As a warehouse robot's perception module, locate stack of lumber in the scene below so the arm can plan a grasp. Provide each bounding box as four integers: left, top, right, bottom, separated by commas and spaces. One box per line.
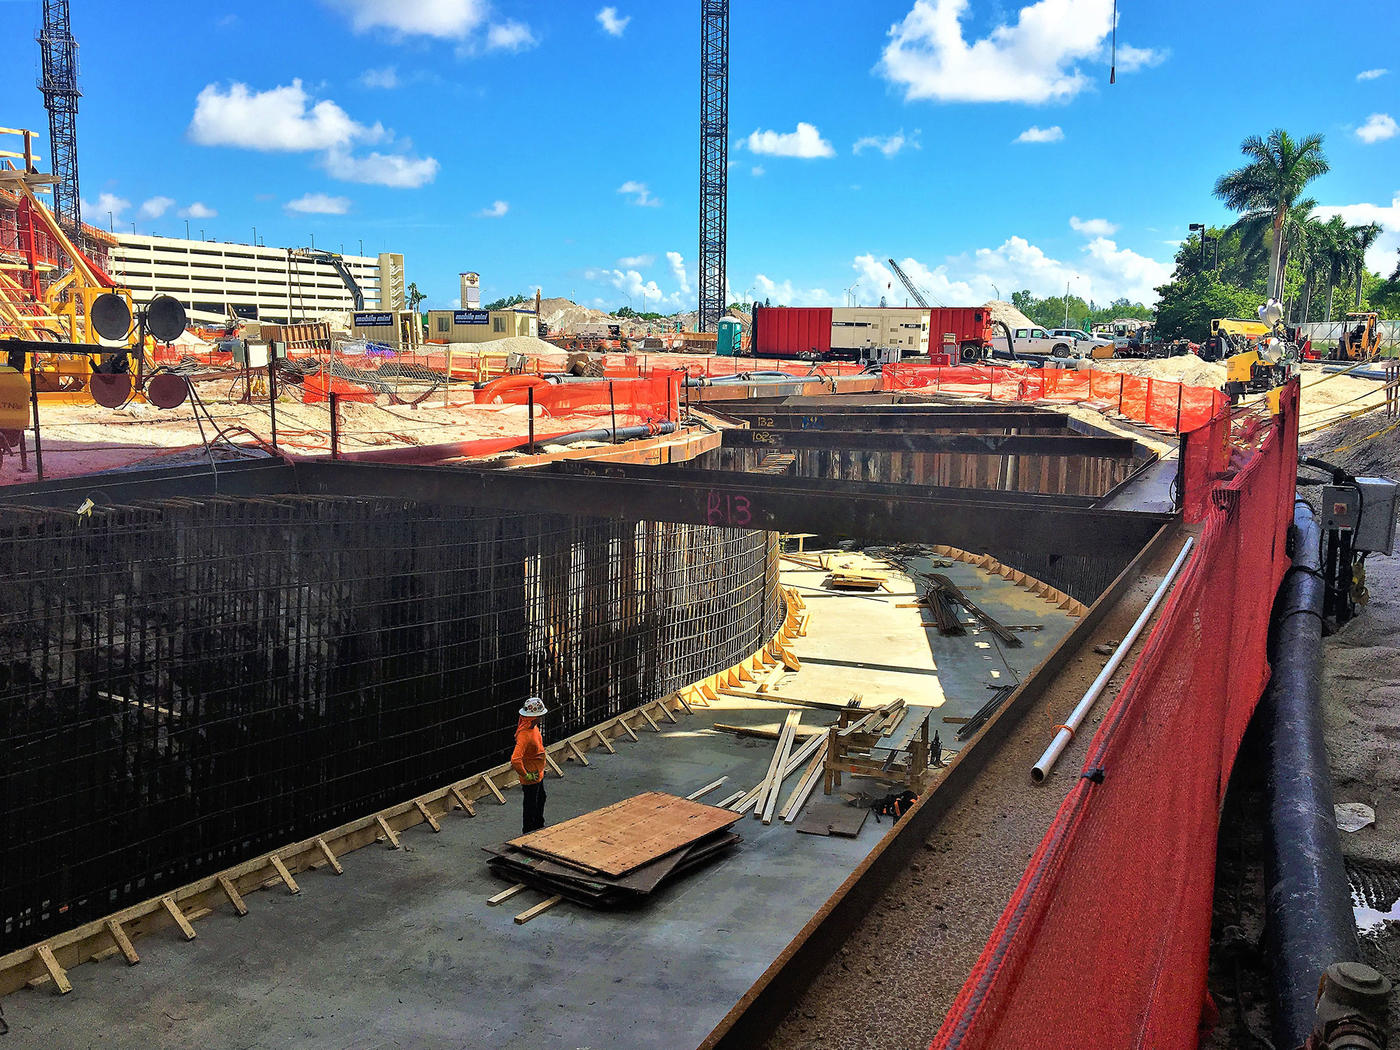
484, 792, 741, 909
822, 552, 890, 591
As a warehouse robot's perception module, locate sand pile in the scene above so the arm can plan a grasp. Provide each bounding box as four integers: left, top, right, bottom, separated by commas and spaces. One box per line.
982, 300, 1036, 330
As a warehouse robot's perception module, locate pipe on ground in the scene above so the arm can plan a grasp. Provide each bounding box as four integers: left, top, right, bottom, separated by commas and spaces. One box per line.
1264, 499, 1359, 1050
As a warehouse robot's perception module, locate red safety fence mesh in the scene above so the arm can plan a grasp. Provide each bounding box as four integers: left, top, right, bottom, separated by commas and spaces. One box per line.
883, 364, 1227, 435
932, 380, 1300, 1050
471, 371, 679, 425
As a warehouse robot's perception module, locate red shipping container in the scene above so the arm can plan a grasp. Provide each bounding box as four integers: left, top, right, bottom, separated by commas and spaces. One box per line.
752, 306, 833, 357
927, 306, 993, 359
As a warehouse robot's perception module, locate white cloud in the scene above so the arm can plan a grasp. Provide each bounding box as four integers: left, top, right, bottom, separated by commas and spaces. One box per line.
1315, 194, 1400, 274
853, 231, 1173, 308
751, 273, 835, 307
1356, 113, 1398, 144
743, 122, 835, 158
359, 66, 399, 89
1069, 215, 1117, 236
1015, 124, 1064, 143
179, 202, 217, 219
84, 192, 131, 223
330, 0, 488, 38
853, 129, 921, 157
618, 180, 660, 207
751, 165, 765, 176
189, 79, 376, 151
617, 253, 654, 267
1357, 68, 1389, 81
1115, 43, 1166, 73
322, 147, 439, 188
486, 20, 537, 52
878, 0, 1163, 105
138, 195, 175, 219
667, 250, 691, 295
285, 192, 351, 215
597, 6, 630, 36
609, 268, 665, 309
476, 199, 509, 218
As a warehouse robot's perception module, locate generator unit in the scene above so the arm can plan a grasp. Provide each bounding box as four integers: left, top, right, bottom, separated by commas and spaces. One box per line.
1315, 471, 1399, 621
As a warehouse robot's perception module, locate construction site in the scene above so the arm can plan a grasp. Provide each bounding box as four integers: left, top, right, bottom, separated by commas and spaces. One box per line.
2, 2, 1400, 1049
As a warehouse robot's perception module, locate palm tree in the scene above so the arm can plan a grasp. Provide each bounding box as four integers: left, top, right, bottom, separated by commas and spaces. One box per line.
1351, 222, 1382, 308
1320, 215, 1355, 322
1294, 216, 1330, 323
1214, 129, 1330, 300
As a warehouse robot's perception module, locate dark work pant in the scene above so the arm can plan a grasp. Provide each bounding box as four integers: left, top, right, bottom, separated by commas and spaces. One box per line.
522, 781, 546, 834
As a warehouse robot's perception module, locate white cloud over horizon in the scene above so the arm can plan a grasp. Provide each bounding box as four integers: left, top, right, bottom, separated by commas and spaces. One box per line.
139, 196, 175, 219
189, 78, 438, 188
1316, 194, 1400, 275
878, 0, 1164, 105
286, 192, 351, 215
667, 250, 690, 295
179, 202, 217, 219
853, 129, 921, 157
618, 180, 660, 206
1070, 215, 1117, 236
743, 122, 835, 159
596, 6, 630, 36
1356, 113, 1398, 144
617, 253, 654, 268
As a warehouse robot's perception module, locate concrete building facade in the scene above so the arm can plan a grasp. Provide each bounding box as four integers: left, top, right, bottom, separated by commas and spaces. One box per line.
107, 235, 398, 324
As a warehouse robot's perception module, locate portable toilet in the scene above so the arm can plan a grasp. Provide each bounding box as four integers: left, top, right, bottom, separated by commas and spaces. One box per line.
717, 317, 742, 357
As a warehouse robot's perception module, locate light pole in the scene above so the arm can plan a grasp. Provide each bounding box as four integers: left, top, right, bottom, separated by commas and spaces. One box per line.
359, 239, 364, 257
310, 233, 316, 250
1188, 223, 1206, 271
252, 226, 257, 247
184, 219, 190, 239
107, 211, 113, 232
844, 280, 859, 307
1062, 278, 1076, 328
130, 221, 136, 234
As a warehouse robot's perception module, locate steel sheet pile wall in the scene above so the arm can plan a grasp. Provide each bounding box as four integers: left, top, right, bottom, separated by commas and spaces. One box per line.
0, 496, 780, 952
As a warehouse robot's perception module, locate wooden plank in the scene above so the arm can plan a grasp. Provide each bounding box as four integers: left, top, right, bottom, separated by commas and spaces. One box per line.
218, 875, 249, 916
716, 790, 745, 807
415, 800, 442, 832
449, 786, 477, 817
161, 898, 197, 940
566, 739, 590, 767
685, 777, 728, 801
780, 743, 829, 823
104, 919, 139, 966
508, 792, 742, 877
760, 713, 801, 824
487, 883, 528, 907
376, 815, 401, 849
754, 711, 801, 821
479, 772, 507, 805
35, 945, 71, 994
314, 837, 344, 875
716, 688, 852, 712
514, 894, 564, 925
268, 855, 300, 894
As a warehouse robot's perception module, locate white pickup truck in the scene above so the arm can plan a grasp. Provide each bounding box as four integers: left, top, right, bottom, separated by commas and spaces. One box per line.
1050, 328, 1115, 358
1006, 326, 1076, 358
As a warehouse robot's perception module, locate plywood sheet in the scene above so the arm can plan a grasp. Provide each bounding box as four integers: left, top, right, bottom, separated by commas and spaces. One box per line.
508, 791, 742, 877
794, 801, 870, 838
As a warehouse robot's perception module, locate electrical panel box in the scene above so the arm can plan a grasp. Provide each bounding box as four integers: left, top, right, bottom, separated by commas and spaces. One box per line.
1321, 478, 1398, 555
1354, 476, 1398, 555
1322, 485, 1359, 532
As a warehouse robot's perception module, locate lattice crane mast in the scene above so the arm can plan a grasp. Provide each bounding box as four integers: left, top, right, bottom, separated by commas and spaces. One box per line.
887, 258, 931, 309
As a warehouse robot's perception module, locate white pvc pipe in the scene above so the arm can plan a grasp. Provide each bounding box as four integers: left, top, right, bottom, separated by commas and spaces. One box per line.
1031, 536, 1196, 783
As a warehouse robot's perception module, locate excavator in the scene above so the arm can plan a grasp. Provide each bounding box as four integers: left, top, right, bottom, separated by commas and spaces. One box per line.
289, 248, 364, 310
1331, 312, 1382, 362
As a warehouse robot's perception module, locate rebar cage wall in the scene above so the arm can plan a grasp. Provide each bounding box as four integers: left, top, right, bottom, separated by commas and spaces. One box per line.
0, 496, 782, 951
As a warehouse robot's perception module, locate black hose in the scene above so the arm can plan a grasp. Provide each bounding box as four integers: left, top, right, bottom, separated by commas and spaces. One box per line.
1262, 500, 1358, 1049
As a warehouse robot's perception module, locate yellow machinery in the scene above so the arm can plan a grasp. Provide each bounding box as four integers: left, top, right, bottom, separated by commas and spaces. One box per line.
1332, 312, 1381, 362
0, 125, 141, 399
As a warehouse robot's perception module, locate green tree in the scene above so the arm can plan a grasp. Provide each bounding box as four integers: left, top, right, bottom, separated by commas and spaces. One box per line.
1351, 222, 1383, 309
405, 281, 426, 313
484, 293, 529, 310
1154, 272, 1261, 341
1214, 128, 1329, 300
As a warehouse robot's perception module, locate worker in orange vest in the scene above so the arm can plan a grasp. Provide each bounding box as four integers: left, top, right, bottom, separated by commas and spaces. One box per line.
512, 696, 549, 833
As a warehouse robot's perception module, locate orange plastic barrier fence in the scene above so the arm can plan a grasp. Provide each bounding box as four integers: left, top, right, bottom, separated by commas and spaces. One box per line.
302, 373, 376, 404
883, 364, 1227, 435
932, 381, 1300, 1050
472, 372, 679, 424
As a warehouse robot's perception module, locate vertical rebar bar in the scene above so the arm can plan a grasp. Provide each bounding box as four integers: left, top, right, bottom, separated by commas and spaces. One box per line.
609, 381, 617, 441
527, 386, 535, 452
28, 359, 43, 480
268, 353, 279, 453
329, 391, 340, 459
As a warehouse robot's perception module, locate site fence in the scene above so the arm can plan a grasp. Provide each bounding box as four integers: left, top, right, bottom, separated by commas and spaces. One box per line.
0, 497, 782, 952
883, 363, 1227, 434
933, 380, 1300, 1049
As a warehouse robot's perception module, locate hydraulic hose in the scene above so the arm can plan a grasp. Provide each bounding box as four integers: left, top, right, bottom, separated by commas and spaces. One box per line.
1263, 499, 1358, 1050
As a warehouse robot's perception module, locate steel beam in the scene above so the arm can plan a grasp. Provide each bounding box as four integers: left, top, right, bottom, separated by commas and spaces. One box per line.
706, 409, 1072, 431
0, 458, 294, 507
295, 461, 1169, 557
720, 428, 1136, 457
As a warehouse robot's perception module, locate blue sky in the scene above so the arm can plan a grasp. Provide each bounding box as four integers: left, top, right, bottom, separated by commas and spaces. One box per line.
2, 0, 1398, 312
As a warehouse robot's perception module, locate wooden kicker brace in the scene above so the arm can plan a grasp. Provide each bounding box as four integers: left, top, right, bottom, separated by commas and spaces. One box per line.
449, 785, 477, 817
592, 727, 616, 754
566, 739, 590, 767
514, 894, 563, 925
544, 749, 566, 777
105, 919, 139, 966
218, 875, 249, 916
653, 698, 679, 724
34, 944, 71, 994
314, 836, 345, 874
375, 815, 402, 849
414, 800, 442, 833
160, 897, 197, 940
267, 854, 300, 894
615, 714, 640, 741
479, 772, 507, 805
638, 707, 661, 732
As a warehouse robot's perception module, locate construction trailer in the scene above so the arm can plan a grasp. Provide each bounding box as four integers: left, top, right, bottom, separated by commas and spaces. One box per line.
424, 308, 539, 344
752, 305, 992, 361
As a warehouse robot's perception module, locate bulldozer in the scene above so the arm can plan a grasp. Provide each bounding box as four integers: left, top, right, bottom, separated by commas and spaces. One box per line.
1331, 312, 1382, 362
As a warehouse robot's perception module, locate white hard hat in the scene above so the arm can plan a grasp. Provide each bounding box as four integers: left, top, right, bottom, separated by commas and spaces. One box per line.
519, 696, 547, 718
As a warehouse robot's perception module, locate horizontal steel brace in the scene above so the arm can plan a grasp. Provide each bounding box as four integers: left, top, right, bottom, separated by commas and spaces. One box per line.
720, 429, 1136, 457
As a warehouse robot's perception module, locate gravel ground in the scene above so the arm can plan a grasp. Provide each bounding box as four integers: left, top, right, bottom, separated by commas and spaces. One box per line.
764, 533, 1189, 1050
